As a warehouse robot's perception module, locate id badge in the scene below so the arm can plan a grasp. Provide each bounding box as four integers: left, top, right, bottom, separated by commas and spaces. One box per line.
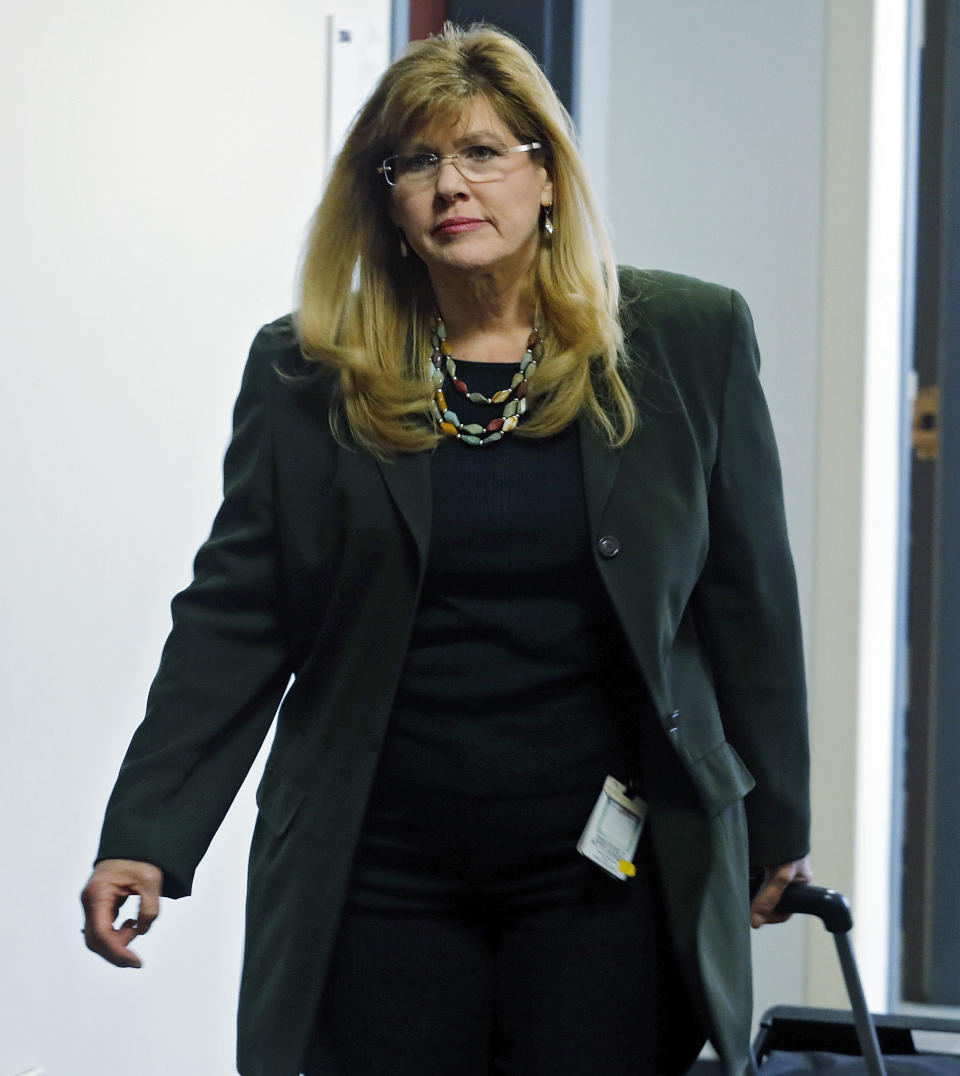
577, 775, 647, 881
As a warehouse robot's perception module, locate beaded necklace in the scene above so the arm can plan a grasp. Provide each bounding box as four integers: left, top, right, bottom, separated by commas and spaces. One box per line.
428, 311, 540, 446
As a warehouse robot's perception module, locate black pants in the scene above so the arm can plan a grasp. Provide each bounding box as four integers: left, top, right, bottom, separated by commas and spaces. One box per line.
305, 780, 706, 1076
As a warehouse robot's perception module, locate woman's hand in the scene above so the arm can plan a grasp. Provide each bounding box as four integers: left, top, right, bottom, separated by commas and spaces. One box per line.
749, 855, 813, 928
80, 858, 163, 967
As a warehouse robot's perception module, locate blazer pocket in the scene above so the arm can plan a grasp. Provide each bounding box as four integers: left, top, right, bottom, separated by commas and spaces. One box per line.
687, 740, 756, 816
255, 760, 306, 837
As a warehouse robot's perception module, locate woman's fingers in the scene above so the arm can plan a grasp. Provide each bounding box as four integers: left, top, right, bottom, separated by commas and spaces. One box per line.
81, 890, 142, 967
749, 855, 812, 929
80, 859, 163, 967
134, 881, 160, 934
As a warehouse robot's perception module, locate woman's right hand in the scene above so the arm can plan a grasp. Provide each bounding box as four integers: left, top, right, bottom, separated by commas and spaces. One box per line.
80, 858, 163, 968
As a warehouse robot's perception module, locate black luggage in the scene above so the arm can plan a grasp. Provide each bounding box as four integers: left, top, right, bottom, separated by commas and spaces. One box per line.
748, 884, 960, 1074
754, 1006, 960, 1073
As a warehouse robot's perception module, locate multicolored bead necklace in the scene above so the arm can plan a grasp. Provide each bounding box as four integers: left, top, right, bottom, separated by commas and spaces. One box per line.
428, 311, 540, 446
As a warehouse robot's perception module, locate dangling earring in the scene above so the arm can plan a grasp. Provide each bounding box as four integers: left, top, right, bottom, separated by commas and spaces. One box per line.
398, 229, 408, 258
542, 203, 554, 238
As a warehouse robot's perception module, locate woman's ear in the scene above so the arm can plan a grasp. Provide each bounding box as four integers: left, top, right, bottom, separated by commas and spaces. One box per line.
540, 161, 554, 207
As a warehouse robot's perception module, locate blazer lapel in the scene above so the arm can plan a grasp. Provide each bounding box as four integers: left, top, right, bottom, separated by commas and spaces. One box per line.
578, 316, 648, 532
579, 418, 622, 541
579, 412, 670, 717
375, 451, 433, 579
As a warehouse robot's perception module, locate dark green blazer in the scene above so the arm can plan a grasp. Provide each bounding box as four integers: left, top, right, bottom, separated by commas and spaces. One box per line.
97, 267, 810, 1076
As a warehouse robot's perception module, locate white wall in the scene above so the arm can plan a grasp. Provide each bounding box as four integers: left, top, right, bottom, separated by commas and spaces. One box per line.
599, 0, 827, 1018
0, 2, 386, 1074
589, 0, 912, 1024
592, 0, 911, 1022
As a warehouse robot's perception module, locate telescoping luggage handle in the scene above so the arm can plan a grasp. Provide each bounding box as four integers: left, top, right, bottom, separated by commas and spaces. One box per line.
774, 883, 888, 1076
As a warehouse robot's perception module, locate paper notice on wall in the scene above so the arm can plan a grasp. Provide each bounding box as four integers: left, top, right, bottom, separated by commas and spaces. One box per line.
327, 15, 390, 163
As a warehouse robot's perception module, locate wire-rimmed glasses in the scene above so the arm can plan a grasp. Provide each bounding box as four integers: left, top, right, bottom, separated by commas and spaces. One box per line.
378, 142, 543, 190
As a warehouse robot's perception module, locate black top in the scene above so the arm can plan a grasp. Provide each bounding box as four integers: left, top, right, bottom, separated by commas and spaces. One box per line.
377, 359, 644, 797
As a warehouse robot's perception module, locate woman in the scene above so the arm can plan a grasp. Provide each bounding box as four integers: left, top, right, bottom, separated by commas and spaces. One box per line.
81, 23, 811, 1076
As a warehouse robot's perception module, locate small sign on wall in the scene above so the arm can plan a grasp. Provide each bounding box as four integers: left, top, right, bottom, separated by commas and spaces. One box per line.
327, 15, 390, 162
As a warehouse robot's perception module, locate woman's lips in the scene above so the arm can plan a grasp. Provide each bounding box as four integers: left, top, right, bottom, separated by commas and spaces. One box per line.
433, 217, 486, 235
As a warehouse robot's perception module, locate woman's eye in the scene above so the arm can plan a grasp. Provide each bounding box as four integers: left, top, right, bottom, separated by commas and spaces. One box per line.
403, 153, 436, 173
463, 145, 501, 163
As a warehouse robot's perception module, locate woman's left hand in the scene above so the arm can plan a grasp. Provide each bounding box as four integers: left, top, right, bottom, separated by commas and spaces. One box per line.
749, 855, 813, 928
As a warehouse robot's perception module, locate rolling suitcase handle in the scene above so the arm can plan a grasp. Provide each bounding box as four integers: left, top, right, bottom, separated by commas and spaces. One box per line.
774, 883, 887, 1076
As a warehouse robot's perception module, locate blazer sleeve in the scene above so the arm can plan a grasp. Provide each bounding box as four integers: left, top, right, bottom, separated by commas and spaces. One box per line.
96, 324, 294, 898
692, 289, 811, 869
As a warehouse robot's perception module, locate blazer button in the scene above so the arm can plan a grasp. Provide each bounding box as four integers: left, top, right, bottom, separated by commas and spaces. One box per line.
667, 709, 680, 733
597, 534, 621, 558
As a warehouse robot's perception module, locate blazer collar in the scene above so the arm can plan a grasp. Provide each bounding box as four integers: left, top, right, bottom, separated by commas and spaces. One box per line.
375, 450, 432, 579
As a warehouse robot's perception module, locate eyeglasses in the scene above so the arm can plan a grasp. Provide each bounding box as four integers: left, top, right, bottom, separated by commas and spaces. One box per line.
378, 142, 542, 189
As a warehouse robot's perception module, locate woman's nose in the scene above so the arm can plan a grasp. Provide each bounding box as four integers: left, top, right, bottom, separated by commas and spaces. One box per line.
434, 157, 469, 197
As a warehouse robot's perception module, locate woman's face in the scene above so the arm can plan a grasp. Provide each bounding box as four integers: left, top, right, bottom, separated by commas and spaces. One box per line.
387, 98, 553, 289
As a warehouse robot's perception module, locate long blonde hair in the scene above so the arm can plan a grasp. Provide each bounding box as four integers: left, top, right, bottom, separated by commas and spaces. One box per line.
296, 22, 636, 457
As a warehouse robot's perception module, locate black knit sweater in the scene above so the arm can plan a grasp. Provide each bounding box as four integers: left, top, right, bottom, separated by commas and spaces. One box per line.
377, 360, 644, 798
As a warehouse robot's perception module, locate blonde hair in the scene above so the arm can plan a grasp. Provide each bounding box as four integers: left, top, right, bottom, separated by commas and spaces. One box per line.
296, 22, 636, 456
